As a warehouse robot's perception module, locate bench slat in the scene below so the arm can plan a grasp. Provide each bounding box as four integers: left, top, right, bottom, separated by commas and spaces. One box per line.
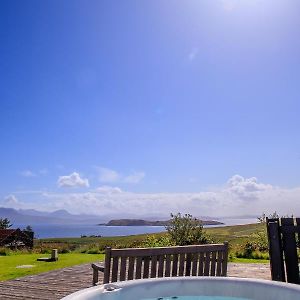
179, 253, 185, 276
119, 257, 127, 281
151, 255, 157, 278
143, 257, 150, 278
111, 257, 119, 282
198, 252, 204, 276
216, 251, 222, 276
185, 253, 192, 276
165, 255, 171, 277
210, 251, 216, 276
191, 253, 198, 276
110, 244, 226, 257
158, 255, 164, 277
127, 257, 135, 280
135, 256, 142, 279
204, 252, 211, 276
172, 254, 178, 276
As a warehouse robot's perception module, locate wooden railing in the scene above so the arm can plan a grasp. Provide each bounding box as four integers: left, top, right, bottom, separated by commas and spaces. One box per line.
267, 217, 300, 284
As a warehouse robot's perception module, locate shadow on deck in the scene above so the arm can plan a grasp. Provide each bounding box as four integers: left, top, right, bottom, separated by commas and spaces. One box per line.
0, 262, 270, 300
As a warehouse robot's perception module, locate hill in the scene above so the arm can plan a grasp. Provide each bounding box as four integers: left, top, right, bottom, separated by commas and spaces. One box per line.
103, 218, 224, 226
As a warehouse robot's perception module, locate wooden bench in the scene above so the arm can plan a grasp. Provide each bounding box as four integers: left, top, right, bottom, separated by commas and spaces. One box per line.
266, 217, 300, 284
91, 242, 229, 286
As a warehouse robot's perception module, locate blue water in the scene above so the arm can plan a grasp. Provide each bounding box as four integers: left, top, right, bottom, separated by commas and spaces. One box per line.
14, 218, 257, 238
14, 224, 167, 239
143, 297, 250, 300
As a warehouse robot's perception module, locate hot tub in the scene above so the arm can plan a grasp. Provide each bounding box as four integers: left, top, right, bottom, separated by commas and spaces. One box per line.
62, 277, 300, 300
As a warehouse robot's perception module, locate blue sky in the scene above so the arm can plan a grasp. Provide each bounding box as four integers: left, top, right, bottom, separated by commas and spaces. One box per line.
1, 1, 300, 216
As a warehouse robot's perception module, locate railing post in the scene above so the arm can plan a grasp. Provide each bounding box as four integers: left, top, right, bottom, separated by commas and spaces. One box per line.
266, 218, 285, 282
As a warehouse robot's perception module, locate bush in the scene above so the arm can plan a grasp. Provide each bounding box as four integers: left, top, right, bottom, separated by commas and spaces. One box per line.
59, 248, 71, 254
0, 247, 10, 256
166, 213, 210, 246
87, 248, 102, 254
141, 235, 174, 248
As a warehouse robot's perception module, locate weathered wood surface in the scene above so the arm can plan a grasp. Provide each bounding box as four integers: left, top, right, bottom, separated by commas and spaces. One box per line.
97, 243, 228, 285
0, 262, 271, 300
267, 217, 300, 284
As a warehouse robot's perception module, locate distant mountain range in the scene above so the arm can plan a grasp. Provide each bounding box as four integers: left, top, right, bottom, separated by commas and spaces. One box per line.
0, 207, 105, 225
0, 207, 258, 227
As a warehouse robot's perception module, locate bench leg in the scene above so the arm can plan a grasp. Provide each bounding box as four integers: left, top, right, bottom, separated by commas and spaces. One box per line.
93, 268, 99, 286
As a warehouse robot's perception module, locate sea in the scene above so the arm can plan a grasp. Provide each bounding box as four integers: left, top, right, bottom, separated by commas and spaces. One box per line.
14, 218, 258, 239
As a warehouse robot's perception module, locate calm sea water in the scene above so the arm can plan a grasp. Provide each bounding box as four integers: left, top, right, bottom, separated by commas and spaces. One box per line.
14, 218, 257, 238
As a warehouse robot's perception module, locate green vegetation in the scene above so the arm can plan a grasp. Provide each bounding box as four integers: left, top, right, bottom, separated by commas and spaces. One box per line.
0, 217, 12, 229
0, 253, 104, 281
166, 213, 209, 246
0, 216, 272, 281
35, 221, 267, 260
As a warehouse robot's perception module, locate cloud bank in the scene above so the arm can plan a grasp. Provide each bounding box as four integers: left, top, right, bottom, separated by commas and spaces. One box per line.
3, 175, 300, 218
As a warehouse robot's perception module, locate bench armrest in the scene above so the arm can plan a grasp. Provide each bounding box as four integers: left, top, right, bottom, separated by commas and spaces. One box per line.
91, 263, 105, 285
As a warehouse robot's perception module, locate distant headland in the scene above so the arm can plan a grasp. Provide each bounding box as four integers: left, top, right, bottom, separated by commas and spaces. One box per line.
98, 219, 224, 226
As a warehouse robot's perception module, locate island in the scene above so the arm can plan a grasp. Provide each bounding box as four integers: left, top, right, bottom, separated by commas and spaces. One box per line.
99, 219, 224, 226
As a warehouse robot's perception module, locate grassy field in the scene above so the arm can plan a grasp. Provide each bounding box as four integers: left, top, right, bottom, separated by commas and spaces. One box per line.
0, 253, 104, 281
206, 222, 264, 245
38, 222, 265, 252
0, 222, 268, 281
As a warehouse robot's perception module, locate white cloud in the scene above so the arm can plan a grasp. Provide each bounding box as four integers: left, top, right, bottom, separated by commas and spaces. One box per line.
57, 172, 89, 188
5, 175, 300, 219
95, 186, 123, 194
97, 167, 145, 184
19, 170, 36, 177
98, 168, 120, 183
124, 171, 145, 184
226, 175, 272, 200
4, 194, 19, 206
188, 47, 199, 61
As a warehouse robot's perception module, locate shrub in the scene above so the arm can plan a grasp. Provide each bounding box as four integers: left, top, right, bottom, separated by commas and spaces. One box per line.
59, 248, 71, 254
87, 248, 102, 254
141, 235, 174, 248
166, 213, 210, 246
0, 247, 10, 256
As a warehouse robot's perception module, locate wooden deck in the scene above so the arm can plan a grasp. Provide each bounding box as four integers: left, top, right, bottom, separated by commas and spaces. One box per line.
0, 262, 271, 300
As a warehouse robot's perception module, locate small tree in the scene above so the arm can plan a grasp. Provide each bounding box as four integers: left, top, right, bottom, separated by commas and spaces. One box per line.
23, 225, 34, 240
0, 218, 12, 229
24, 225, 33, 232
166, 213, 209, 246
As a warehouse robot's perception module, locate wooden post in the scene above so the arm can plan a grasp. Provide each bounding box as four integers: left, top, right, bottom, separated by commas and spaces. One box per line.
222, 241, 229, 277
281, 218, 300, 284
51, 249, 58, 261
103, 247, 112, 284
266, 219, 285, 282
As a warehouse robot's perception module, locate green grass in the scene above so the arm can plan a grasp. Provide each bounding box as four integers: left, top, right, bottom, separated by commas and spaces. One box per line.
0, 253, 104, 281
38, 223, 264, 249
1, 222, 268, 281
229, 257, 269, 263
206, 222, 264, 245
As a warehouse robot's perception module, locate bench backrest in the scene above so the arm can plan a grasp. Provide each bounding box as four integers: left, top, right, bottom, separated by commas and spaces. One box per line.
103, 242, 228, 283
267, 218, 300, 284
